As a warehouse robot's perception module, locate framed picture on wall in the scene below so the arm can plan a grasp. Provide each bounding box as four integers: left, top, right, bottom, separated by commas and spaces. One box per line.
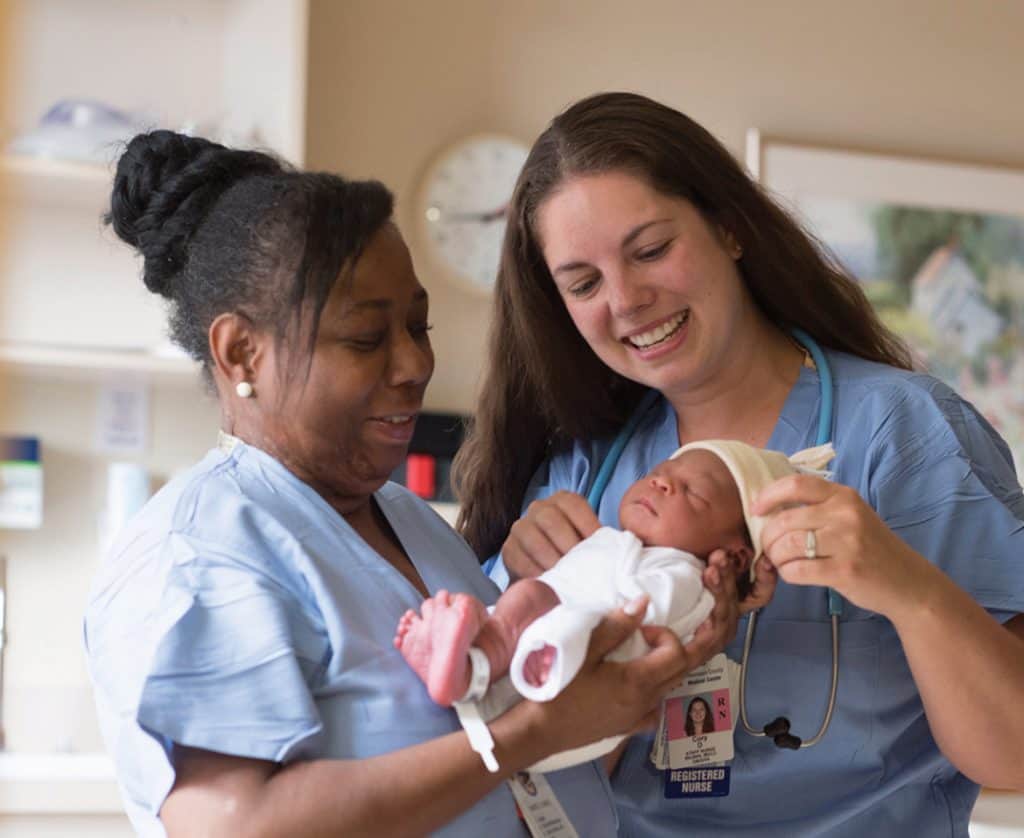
746, 131, 1024, 471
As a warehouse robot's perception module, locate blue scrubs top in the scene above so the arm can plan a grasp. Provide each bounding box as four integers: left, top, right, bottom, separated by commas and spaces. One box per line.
499, 350, 1024, 837
84, 442, 618, 838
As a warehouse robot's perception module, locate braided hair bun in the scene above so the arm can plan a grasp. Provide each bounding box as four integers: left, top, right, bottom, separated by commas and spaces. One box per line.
106, 130, 281, 299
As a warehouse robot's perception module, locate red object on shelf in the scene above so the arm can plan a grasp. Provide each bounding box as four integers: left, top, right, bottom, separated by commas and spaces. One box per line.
406, 453, 436, 498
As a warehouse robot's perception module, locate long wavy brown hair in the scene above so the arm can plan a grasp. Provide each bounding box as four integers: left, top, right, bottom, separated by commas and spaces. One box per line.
453, 92, 912, 560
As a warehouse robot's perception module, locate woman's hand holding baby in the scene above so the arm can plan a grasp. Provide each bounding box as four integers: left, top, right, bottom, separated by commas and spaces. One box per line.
519, 596, 693, 754
753, 474, 935, 619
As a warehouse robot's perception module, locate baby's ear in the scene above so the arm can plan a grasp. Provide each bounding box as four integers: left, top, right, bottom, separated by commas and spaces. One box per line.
731, 545, 756, 600
728, 544, 755, 572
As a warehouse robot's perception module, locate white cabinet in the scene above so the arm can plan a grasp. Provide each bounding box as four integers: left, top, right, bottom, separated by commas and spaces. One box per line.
0, 155, 169, 355
0, 0, 309, 822
0, 0, 308, 362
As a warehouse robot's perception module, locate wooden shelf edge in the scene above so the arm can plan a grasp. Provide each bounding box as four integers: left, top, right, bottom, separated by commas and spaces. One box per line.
0, 153, 113, 210
0, 343, 200, 381
0, 153, 111, 183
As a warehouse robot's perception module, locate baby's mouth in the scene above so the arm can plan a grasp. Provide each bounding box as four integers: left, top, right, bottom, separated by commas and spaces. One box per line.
636, 497, 658, 516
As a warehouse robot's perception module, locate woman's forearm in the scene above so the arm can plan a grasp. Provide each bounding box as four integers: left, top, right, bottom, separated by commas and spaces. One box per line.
164, 702, 557, 838
890, 567, 1024, 791
268, 709, 553, 837
259, 734, 511, 838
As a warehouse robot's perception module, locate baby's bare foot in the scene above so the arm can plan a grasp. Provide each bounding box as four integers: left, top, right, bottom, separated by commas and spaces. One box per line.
426, 593, 488, 706
395, 607, 434, 688
522, 644, 557, 687
396, 590, 489, 706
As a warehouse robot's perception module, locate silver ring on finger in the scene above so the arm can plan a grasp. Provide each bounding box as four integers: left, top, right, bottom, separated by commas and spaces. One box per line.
804, 528, 817, 560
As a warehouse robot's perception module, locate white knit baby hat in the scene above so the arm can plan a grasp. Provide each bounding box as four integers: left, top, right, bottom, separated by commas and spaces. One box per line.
669, 440, 836, 571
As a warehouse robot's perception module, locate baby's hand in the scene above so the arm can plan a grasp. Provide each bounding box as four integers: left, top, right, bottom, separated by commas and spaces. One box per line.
686, 552, 741, 657
740, 554, 778, 613
706, 548, 776, 614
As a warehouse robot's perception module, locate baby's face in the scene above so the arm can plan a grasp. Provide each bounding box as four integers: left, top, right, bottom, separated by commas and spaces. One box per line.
619, 449, 746, 559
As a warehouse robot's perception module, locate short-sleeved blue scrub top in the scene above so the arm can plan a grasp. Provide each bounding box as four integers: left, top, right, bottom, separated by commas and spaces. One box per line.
84, 441, 618, 838
499, 350, 1024, 837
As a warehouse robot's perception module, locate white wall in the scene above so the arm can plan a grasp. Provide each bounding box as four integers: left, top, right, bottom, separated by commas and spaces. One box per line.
305, 0, 1024, 413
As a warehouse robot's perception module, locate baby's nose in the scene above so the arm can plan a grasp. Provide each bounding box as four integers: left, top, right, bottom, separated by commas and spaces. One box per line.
650, 475, 673, 494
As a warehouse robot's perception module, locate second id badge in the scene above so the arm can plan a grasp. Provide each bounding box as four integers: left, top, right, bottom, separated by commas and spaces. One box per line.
507, 771, 580, 838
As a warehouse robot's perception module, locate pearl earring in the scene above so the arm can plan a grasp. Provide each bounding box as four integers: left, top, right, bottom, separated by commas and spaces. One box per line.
236, 381, 254, 399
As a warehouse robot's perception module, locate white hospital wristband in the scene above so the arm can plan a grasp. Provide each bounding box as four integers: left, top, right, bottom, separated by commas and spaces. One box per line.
453, 647, 498, 772
455, 698, 499, 773
459, 646, 491, 702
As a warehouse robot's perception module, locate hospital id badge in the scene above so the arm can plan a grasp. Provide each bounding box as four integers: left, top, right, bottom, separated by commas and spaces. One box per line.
507, 771, 580, 838
651, 652, 735, 770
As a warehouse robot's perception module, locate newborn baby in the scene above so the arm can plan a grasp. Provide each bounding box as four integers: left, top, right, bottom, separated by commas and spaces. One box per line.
396, 441, 834, 707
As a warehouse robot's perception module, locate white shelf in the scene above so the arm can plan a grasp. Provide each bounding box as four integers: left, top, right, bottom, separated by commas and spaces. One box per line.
0, 753, 123, 815
0, 154, 112, 209
0, 752, 115, 782
0, 342, 201, 383
0, 154, 111, 180
2, 1, 307, 168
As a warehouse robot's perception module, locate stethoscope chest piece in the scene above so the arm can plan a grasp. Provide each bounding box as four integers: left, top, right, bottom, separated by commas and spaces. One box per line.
738, 610, 841, 749
763, 717, 802, 750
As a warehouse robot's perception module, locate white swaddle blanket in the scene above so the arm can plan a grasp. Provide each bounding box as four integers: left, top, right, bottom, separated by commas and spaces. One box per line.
457, 526, 713, 773
512, 527, 713, 700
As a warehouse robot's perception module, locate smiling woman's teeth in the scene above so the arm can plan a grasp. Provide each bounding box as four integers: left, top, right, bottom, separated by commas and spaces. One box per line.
628, 311, 688, 349
381, 415, 412, 424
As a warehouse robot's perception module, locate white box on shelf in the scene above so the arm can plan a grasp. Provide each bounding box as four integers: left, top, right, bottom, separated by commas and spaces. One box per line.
0, 437, 43, 529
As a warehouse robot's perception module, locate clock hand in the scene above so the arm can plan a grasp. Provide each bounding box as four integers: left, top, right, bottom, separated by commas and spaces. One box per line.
426, 204, 509, 223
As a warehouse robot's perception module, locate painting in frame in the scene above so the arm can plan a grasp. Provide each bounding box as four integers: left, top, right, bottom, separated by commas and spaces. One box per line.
747, 132, 1024, 471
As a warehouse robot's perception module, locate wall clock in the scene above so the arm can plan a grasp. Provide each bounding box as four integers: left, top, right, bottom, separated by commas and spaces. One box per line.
416, 134, 530, 294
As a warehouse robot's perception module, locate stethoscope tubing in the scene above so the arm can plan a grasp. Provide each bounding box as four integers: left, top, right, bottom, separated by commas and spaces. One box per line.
739, 612, 840, 748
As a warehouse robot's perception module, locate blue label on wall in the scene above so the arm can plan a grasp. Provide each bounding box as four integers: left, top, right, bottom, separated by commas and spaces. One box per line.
664, 766, 731, 798
0, 436, 39, 463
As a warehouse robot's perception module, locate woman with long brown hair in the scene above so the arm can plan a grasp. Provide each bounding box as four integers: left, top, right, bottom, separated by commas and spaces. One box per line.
455, 92, 1024, 836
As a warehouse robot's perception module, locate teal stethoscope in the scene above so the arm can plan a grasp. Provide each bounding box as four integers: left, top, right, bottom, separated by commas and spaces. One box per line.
586, 328, 841, 750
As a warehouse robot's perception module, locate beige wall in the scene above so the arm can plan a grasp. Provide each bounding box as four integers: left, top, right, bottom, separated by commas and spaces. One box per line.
306, 0, 1024, 413
0, 1, 12, 420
